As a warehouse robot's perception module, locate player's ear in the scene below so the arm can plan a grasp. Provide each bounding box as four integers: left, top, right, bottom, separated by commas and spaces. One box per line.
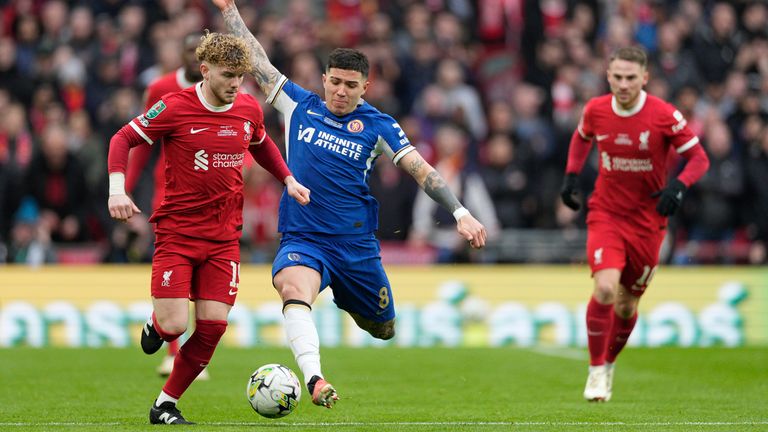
361, 79, 370, 95
200, 63, 209, 80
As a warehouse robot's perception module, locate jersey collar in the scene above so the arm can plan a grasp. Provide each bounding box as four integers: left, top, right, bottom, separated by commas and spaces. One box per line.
195, 82, 234, 112
611, 90, 647, 117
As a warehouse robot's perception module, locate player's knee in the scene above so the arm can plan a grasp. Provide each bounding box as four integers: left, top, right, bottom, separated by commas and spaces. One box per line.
276, 283, 306, 304
613, 300, 637, 319
368, 320, 395, 340
157, 316, 188, 336
593, 282, 616, 303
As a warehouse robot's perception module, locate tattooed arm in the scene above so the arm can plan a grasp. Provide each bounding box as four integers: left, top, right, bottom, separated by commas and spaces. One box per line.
213, 0, 280, 95
397, 150, 487, 248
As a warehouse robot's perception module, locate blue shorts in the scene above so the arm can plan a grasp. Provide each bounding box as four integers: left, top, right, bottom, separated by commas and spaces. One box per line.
272, 232, 395, 322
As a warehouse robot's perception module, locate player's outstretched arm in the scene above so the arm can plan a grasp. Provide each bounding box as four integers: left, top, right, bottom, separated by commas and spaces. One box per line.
213, 0, 280, 95
397, 150, 487, 249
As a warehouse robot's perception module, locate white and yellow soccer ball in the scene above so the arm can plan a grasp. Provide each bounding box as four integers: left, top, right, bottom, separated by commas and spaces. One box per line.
246, 364, 301, 418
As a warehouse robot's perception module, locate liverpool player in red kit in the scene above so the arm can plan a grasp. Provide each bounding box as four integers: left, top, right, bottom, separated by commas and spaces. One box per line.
126, 31, 205, 380
560, 47, 709, 402
107, 32, 310, 424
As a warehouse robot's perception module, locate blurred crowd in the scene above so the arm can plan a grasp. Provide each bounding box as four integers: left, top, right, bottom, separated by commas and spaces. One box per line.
0, 0, 767, 265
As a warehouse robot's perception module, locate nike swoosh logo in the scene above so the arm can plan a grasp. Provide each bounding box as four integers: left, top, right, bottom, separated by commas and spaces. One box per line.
596, 134, 609, 141
229, 288, 238, 295
307, 109, 323, 117
190, 127, 210, 134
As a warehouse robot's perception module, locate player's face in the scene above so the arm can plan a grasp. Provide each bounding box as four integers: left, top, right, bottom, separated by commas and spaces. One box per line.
322, 68, 369, 116
607, 59, 648, 110
201, 63, 245, 106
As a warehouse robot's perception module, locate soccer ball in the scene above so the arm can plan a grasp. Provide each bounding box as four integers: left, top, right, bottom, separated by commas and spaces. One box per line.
246, 364, 301, 418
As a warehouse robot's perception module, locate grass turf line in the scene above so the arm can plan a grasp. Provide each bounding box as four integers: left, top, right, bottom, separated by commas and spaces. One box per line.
1, 347, 766, 431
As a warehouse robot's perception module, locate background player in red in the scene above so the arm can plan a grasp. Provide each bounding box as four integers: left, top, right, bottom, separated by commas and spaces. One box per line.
560, 46, 709, 402
107, 31, 310, 424
125, 31, 206, 380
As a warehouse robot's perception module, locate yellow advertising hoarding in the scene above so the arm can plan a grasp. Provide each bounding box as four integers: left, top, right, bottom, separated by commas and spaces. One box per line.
0, 265, 765, 347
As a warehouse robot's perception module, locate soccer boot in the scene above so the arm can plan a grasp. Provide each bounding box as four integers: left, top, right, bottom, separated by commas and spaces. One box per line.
308, 375, 339, 408
604, 363, 614, 401
195, 367, 210, 381
149, 400, 194, 424
157, 355, 175, 377
156, 355, 210, 380
583, 365, 609, 402
141, 316, 164, 355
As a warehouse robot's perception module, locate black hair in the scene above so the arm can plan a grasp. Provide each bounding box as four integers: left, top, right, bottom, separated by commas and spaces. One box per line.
326, 48, 369, 78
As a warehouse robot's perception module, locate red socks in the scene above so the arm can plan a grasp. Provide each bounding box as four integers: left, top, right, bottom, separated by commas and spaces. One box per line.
162, 319, 227, 399
585, 297, 613, 366
167, 340, 180, 356
606, 312, 638, 363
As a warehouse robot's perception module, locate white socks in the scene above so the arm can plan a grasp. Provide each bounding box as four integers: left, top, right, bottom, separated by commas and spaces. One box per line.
155, 391, 178, 407
283, 305, 322, 385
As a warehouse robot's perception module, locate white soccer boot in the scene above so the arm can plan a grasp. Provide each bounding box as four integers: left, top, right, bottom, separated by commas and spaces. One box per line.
157, 355, 175, 377
195, 367, 210, 381
604, 363, 614, 401
156, 355, 210, 381
583, 365, 609, 402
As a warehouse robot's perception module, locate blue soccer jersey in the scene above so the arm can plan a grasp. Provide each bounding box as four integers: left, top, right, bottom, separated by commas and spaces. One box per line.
266, 76, 414, 235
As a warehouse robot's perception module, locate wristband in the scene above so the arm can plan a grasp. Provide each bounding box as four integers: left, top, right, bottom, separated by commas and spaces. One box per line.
452, 207, 470, 221
109, 172, 126, 196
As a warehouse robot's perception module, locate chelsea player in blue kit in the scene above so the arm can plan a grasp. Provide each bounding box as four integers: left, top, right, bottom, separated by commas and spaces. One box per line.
214, 0, 488, 409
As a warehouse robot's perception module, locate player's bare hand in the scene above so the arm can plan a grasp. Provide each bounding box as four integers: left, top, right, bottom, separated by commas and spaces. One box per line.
457, 214, 487, 249
108, 194, 141, 222
285, 175, 311, 206
211, 0, 235, 11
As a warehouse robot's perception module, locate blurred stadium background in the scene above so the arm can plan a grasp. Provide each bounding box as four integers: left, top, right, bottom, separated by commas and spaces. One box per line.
0, 0, 764, 344
0, 0, 767, 267
0, 0, 767, 429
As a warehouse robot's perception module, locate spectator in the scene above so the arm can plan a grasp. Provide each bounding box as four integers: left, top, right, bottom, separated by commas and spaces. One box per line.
693, 2, 743, 86
0, 102, 34, 242
480, 133, 532, 228
685, 121, 743, 258
22, 122, 89, 243
409, 123, 499, 262
744, 127, 768, 264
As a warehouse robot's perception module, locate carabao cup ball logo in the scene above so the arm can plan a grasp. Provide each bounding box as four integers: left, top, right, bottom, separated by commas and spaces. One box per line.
347, 119, 364, 133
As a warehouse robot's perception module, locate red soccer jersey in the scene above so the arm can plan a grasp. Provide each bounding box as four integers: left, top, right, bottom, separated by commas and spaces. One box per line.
126, 68, 198, 210
575, 91, 700, 231
127, 83, 267, 241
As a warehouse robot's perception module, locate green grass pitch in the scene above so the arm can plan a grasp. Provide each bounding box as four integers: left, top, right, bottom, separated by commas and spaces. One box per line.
1, 347, 766, 431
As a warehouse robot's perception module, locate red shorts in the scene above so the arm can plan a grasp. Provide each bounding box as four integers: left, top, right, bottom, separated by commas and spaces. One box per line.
586, 216, 665, 296
151, 232, 241, 305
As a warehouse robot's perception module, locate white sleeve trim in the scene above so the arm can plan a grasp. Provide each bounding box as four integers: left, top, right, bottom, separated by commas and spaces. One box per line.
250, 131, 267, 145
129, 121, 154, 145
266, 75, 288, 105
392, 145, 416, 165
577, 126, 592, 140
676, 136, 699, 154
